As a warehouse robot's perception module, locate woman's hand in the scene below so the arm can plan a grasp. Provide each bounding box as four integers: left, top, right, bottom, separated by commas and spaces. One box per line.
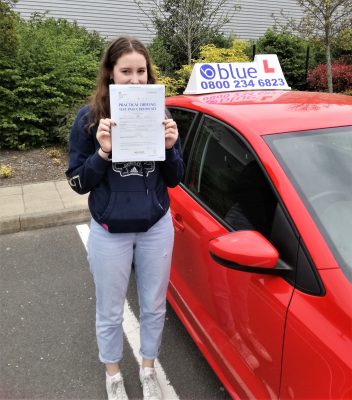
164, 118, 179, 150
97, 118, 115, 159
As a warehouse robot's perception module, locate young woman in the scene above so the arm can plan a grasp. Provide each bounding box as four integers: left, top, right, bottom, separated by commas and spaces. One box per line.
66, 37, 184, 400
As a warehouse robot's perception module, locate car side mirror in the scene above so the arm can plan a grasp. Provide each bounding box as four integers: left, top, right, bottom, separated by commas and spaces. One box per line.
209, 231, 291, 275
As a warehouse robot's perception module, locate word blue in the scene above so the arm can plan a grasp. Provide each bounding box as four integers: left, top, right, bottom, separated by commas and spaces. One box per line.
200, 64, 258, 81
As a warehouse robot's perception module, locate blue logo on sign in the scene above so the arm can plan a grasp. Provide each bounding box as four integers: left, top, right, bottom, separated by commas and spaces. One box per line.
200, 64, 216, 80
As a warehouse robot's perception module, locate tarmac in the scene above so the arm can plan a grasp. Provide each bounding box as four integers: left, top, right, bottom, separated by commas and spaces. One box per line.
0, 180, 90, 234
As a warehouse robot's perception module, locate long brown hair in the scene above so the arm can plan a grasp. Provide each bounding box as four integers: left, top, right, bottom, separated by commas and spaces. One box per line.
88, 37, 156, 131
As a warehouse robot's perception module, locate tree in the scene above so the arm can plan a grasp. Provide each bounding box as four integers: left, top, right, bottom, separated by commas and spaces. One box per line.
274, 0, 352, 92
0, 0, 20, 146
256, 30, 313, 89
299, 0, 352, 92
0, 0, 18, 58
135, 0, 240, 66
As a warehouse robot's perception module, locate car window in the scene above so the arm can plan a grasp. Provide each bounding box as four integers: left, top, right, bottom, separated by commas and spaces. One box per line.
265, 126, 352, 281
187, 116, 277, 238
167, 107, 198, 166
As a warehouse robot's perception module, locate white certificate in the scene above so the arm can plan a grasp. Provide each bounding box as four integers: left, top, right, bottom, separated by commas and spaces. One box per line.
109, 84, 165, 162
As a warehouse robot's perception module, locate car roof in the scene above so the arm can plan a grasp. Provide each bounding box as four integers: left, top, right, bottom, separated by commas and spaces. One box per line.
166, 90, 352, 136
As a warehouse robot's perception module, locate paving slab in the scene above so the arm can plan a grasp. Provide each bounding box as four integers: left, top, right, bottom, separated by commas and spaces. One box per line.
0, 185, 23, 196
0, 180, 90, 234
55, 181, 89, 209
22, 181, 57, 193
0, 195, 25, 217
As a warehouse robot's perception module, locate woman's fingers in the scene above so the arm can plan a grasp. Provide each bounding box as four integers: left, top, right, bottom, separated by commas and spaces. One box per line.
98, 118, 116, 134
163, 118, 176, 129
164, 119, 178, 149
97, 118, 116, 153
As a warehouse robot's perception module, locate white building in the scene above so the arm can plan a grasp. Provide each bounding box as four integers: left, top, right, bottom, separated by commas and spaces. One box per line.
14, 0, 304, 43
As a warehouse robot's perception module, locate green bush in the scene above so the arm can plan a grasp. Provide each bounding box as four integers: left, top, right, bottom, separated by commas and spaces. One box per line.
148, 37, 175, 75
333, 28, 352, 64
255, 29, 324, 89
53, 104, 83, 149
157, 40, 250, 95
0, 1, 21, 146
0, 0, 18, 58
0, 11, 106, 149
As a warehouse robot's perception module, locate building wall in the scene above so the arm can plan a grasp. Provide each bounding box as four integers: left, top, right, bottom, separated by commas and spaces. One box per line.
14, 0, 156, 43
14, 0, 304, 43
224, 0, 303, 40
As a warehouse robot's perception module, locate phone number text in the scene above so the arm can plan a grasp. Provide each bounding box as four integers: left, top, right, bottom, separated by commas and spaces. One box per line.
201, 78, 286, 90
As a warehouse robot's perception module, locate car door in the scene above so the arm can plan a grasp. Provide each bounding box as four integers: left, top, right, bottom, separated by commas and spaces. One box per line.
168, 115, 298, 399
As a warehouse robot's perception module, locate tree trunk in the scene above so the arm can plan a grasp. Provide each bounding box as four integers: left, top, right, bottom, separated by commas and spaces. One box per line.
326, 41, 333, 93
187, 27, 192, 65
187, 44, 192, 65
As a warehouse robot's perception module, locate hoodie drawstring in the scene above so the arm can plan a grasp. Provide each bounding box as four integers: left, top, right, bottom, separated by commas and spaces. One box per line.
142, 162, 149, 196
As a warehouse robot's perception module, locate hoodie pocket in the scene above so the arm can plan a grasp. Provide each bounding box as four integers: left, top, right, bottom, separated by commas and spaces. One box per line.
98, 190, 165, 233
100, 192, 117, 221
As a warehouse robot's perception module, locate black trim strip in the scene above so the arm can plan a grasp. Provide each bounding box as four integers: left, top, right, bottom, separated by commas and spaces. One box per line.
210, 253, 293, 275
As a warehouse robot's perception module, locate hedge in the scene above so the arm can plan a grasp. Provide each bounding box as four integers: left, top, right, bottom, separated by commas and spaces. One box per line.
0, 11, 106, 149
307, 63, 352, 93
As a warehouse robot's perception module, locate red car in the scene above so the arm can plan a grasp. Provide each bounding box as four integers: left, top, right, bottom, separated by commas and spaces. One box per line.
165, 89, 352, 399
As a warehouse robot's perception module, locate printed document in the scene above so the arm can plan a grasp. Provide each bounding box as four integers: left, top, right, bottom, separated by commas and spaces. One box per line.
109, 84, 165, 162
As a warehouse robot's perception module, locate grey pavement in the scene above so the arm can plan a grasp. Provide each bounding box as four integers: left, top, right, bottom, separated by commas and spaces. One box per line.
0, 180, 90, 234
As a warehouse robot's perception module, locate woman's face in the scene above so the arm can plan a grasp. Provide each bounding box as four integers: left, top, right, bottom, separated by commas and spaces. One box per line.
111, 51, 148, 84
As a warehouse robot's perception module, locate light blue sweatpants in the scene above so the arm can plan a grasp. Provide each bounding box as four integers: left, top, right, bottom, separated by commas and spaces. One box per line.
87, 211, 174, 364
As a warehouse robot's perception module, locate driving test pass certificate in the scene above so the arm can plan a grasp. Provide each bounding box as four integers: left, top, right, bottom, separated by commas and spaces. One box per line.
109, 84, 165, 162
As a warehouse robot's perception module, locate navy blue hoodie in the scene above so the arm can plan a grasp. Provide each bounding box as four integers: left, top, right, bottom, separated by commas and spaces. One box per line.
66, 105, 184, 233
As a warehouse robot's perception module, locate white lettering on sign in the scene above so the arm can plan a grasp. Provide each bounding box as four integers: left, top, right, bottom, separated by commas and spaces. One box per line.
198, 90, 288, 104
184, 54, 290, 95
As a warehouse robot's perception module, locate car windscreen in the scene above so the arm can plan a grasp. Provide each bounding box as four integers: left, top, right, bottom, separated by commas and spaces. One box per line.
265, 126, 352, 281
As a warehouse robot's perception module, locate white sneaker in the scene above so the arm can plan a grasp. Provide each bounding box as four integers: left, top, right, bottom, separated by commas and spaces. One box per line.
106, 372, 129, 400
140, 367, 163, 400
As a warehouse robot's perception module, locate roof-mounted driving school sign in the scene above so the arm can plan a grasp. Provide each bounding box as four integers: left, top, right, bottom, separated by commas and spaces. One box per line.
184, 54, 291, 95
